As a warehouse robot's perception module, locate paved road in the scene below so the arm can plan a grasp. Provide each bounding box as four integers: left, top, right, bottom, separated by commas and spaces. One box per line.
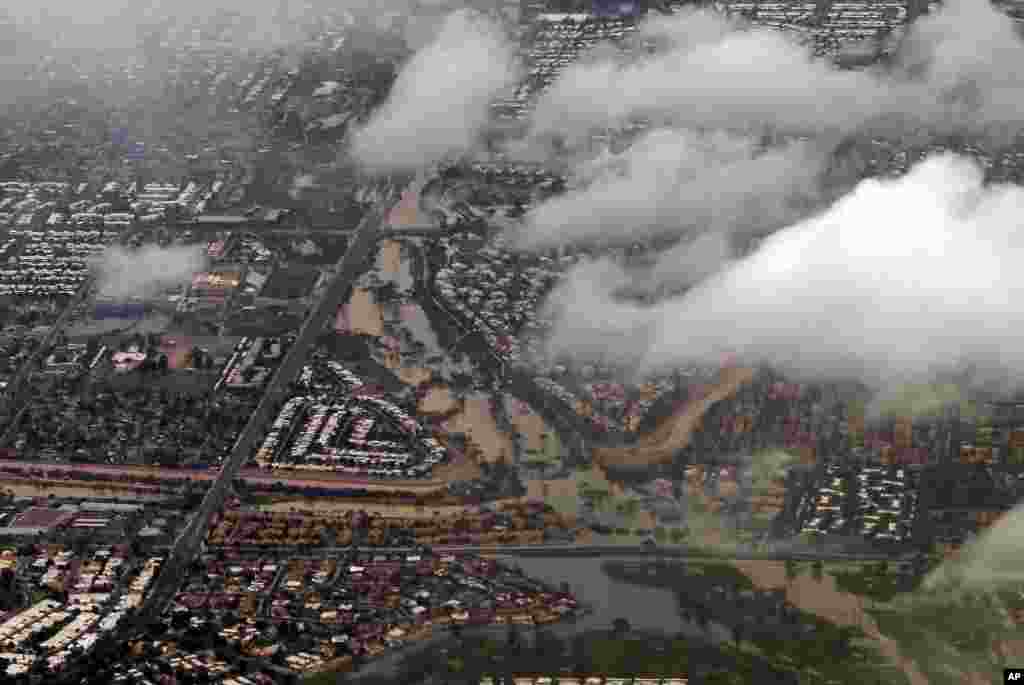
0, 459, 452, 491
212, 543, 911, 563
142, 202, 390, 617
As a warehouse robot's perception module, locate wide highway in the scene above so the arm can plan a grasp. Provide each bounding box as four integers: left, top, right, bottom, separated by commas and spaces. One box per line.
142, 200, 392, 617
216, 543, 912, 563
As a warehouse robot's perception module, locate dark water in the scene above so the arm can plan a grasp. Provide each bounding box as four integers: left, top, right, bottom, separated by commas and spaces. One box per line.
508, 556, 731, 643
347, 555, 732, 682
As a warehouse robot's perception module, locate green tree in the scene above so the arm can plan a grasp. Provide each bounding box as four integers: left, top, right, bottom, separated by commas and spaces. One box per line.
785, 558, 799, 587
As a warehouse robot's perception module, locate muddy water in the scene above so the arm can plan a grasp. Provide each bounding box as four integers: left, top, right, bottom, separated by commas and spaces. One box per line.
418, 385, 457, 414
505, 395, 555, 454
377, 239, 415, 292
419, 389, 514, 464
594, 367, 755, 467
385, 177, 436, 229
343, 254, 518, 464
346, 288, 384, 337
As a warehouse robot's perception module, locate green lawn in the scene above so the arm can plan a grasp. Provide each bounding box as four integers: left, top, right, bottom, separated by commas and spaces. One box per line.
541, 492, 581, 518
542, 430, 562, 462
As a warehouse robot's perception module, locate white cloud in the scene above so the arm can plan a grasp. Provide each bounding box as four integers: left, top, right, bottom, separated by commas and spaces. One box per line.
545, 154, 1024, 391
529, 8, 900, 140
927, 499, 1024, 589
92, 244, 207, 300
350, 9, 519, 173
529, 0, 1024, 143
515, 128, 825, 249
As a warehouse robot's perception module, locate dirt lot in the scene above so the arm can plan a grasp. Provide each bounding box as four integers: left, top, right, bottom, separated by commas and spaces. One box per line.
0, 479, 165, 499
593, 367, 755, 467
259, 495, 530, 518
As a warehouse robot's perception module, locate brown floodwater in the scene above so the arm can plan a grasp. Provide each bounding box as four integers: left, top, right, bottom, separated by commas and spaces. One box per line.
504, 395, 555, 454
345, 287, 384, 337
342, 265, 517, 465
418, 389, 514, 464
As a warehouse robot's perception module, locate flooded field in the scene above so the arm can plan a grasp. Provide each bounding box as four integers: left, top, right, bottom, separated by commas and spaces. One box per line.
344, 287, 384, 337
339, 239, 535, 467
505, 396, 558, 459
418, 387, 513, 463
435, 394, 514, 464
376, 239, 415, 292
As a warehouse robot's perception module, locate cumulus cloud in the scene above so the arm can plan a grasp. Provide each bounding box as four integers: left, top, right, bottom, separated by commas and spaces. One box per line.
0, 0, 329, 111
92, 244, 207, 299
514, 128, 826, 249
543, 154, 1024, 391
4, 0, 310, 52
541, 258, 658, 366
529, 8, 899, 140
894, 0, 1024, 135
528, 0, 1024, 143
350, 9, 519, 173
925, 501, 1024, 589
644, 231, 734, 290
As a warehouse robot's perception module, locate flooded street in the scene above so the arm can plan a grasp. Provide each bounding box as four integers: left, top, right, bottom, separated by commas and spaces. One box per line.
339, 239, 531, 464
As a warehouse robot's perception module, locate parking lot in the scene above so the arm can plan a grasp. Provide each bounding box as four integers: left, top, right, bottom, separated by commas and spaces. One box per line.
796, 462, 920, 546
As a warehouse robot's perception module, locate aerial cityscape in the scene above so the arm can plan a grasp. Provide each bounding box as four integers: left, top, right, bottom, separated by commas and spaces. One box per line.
0, 0, 1023, 683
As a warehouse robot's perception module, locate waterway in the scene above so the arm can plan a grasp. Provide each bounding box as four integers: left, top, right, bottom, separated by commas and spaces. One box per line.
507, 556, 731, 644
337, 238, 556, 465
344, 554, 730, 683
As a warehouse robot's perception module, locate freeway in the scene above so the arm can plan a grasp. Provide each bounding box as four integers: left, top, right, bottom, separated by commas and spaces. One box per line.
142, 200, 391, 617
212, 543, 912, 563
